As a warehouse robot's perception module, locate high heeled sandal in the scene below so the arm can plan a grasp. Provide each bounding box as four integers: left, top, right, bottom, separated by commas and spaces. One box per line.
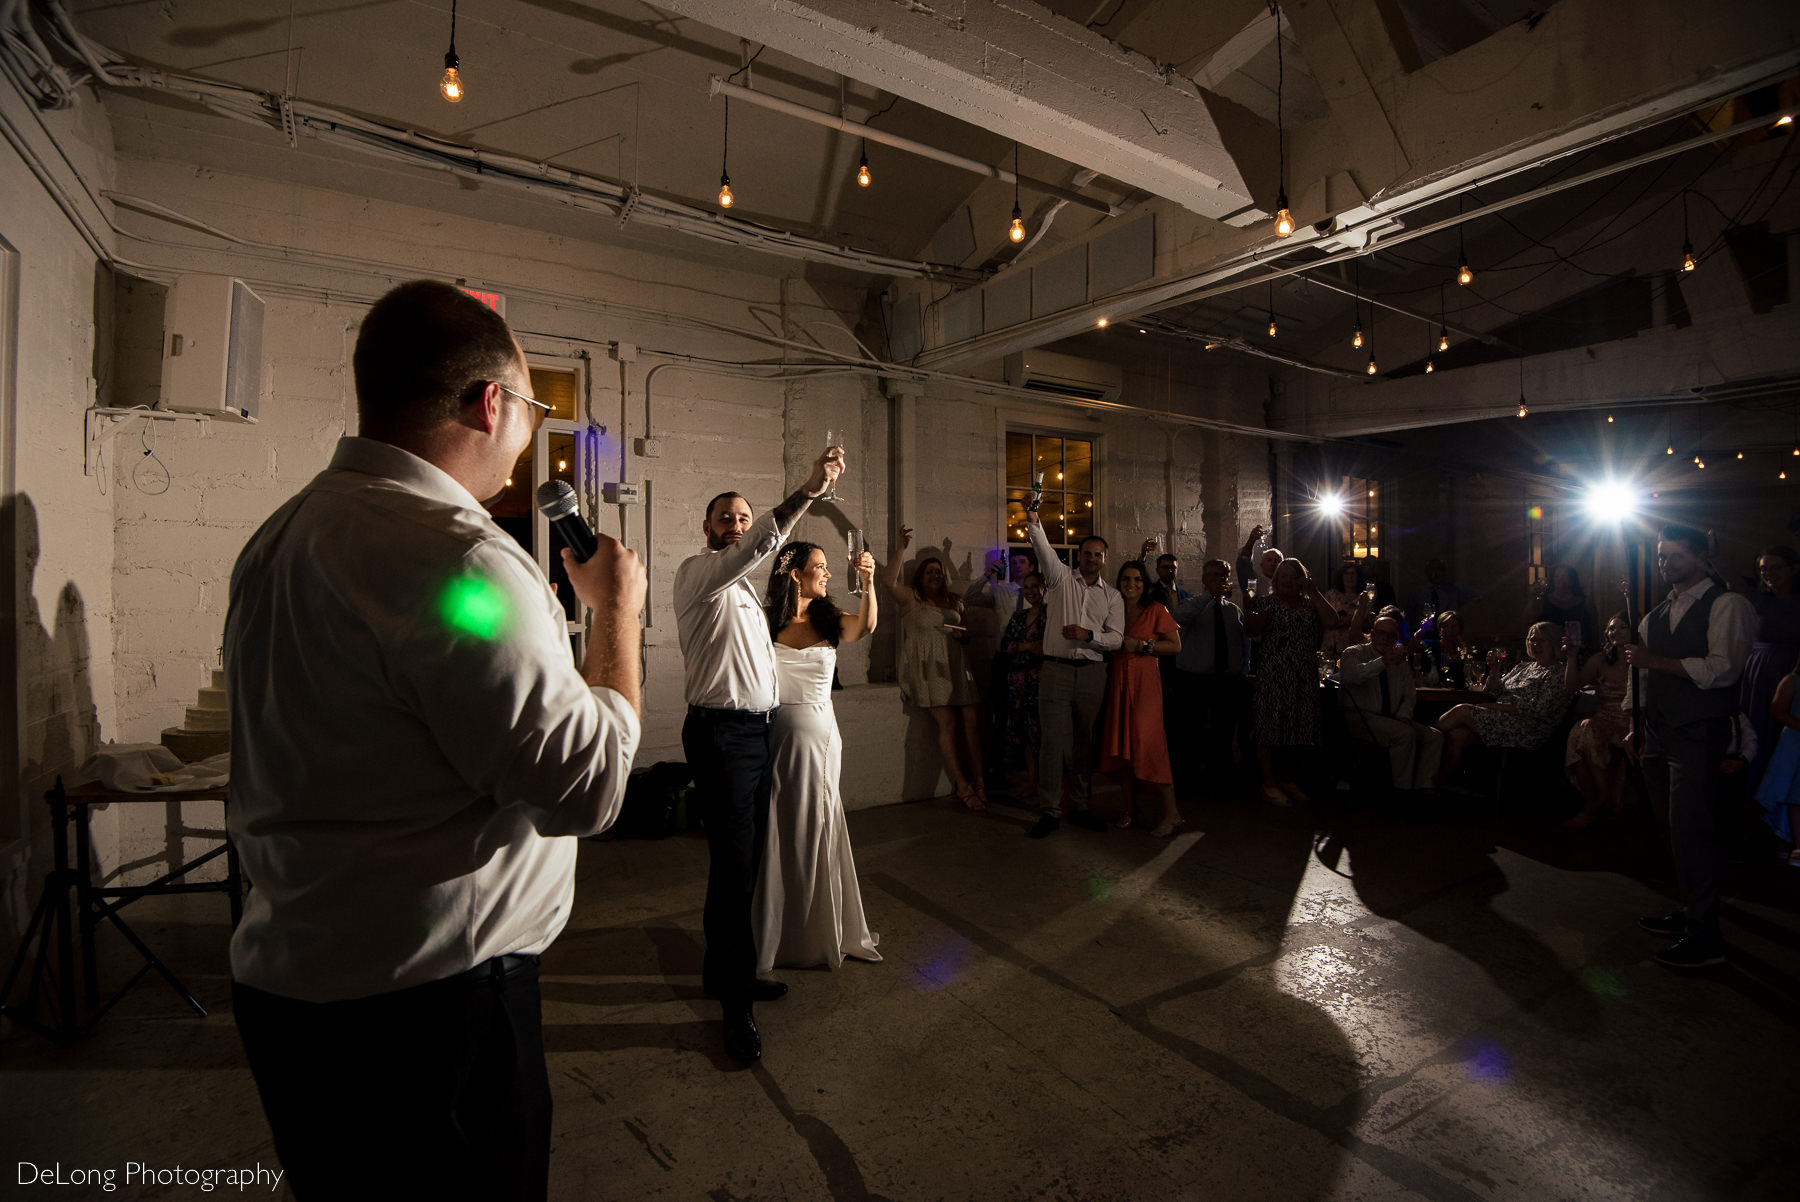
956, 783, 986, 813
1148, 817, 1185, 838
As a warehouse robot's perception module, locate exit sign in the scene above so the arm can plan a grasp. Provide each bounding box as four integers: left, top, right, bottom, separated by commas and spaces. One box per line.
458, 286, 506, 317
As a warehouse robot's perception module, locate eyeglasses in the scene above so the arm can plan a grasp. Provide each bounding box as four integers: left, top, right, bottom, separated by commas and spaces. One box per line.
491, 381, 551, 430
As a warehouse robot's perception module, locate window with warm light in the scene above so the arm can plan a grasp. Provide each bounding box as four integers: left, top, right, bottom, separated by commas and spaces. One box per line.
1336, 475, 1384, 561
1005, 429, 1095, 563
1525, 502, 1549, 589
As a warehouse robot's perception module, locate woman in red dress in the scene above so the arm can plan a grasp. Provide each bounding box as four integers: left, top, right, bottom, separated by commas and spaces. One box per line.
1101, 561, 1184, 836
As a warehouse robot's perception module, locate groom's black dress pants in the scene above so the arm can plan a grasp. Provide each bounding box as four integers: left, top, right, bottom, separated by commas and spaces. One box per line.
684, 706, 774, 1002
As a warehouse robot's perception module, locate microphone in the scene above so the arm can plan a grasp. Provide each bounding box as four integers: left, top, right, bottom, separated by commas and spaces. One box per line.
535, 480, 598, 563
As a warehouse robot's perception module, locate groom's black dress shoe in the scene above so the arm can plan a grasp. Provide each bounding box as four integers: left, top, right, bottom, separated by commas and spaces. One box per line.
723, 1007, 761, 1065
704, 978, 788, 1002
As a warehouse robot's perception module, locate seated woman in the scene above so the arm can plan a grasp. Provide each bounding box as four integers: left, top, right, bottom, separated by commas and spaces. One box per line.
1433, 621, 1572, 786
1422, 609, 1470, 688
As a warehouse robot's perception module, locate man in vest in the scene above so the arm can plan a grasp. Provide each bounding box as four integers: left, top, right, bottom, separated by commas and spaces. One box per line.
1625, 524, 1754, 968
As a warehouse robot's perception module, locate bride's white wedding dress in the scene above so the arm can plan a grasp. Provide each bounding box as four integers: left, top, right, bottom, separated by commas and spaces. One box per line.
754, 641, 881, 973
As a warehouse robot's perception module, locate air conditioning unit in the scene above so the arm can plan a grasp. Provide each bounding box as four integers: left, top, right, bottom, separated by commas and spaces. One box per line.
160, 274, 263, 422
1003, 349, 1123, 403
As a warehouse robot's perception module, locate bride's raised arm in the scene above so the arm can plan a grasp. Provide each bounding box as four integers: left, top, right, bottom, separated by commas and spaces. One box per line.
840, 550, 880, 643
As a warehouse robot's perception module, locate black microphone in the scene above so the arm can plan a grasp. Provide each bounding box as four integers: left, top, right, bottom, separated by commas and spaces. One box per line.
535, 480, 598, 563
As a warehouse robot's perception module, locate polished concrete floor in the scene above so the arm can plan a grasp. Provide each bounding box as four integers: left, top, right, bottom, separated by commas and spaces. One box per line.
3, 781, 1798, 1200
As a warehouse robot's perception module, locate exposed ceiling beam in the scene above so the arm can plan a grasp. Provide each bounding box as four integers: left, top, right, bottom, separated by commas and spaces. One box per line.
650, 0, 1261, 219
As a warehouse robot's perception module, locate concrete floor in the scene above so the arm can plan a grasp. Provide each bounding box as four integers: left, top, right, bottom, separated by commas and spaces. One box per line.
3, 784, 1798, 1201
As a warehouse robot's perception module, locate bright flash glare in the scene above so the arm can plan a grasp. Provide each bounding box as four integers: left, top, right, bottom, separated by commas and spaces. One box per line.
1582, 479, 1637, 525
1317, 492, 1346, 518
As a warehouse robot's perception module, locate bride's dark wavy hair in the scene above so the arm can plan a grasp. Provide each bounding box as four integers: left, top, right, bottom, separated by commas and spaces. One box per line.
765, 541, 845, 646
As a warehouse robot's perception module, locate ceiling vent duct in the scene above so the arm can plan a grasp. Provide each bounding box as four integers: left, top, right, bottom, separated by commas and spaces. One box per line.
1003, 349, 1124, 403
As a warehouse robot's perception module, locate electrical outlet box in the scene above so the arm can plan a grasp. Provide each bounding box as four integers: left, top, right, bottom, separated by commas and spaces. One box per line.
635, 437, 661, 458
602, 481, 642, 504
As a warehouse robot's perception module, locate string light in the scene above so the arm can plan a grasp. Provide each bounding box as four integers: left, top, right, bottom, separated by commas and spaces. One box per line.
1364, 302, 1376, 374
439, 0, 463, 102
1424, 322, 1434, 373
1606, 413, 1614, 422
1097, 317, 1109, 328
1271, 3, 1292, 238
1437, 284, 1450, 352
1267, 281, 1277, 337
1352, 323, 1363, 350
1351, 259, 1363, 348
1456, 197, 1472, 285
856, 139, 871, 188
1681, 189, 1697, 272
1008, 142, 1026, 242
718, 93, 733, 207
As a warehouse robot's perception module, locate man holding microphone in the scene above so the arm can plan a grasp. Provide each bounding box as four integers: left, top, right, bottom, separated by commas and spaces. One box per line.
225, 281, 646, 1200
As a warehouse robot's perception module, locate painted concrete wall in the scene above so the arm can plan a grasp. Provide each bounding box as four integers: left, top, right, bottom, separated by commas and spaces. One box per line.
3, 112, 1275, 915
1, 95, 123, 940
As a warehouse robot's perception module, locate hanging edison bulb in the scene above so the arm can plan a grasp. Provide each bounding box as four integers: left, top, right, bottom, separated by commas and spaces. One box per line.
1438, 329, 1450, 353
1457, 262, 1473, 286
1097, 317, 1109, 328
1352, 323, 1364, 350
1516, 399, 1528, 418
1274, 195, 1295, 238
856, 152, 871, 188
1682, 241, 1697, 272
1606, 413, 1614, 423
1008, 203, 1026, 243
1666, 444, 1674, 455
1366, 355, 1378, 376
1267, 316, 1278, 337
440, 55, 464, 103
718, 174, 734, 207
1425, 358, 1435, 374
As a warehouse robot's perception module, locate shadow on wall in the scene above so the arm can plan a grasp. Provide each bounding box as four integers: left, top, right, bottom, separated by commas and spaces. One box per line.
2, 494, 100, 952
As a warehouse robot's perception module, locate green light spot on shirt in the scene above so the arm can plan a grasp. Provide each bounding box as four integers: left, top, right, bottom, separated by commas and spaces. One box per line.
441, 575, 508, 641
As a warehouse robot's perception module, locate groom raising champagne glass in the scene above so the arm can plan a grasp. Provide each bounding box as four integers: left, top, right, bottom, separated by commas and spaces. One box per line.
673, 440, 843, 1065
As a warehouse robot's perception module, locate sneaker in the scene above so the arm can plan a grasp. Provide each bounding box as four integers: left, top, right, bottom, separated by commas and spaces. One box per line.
1638, 911, 1686, 938
1066, 809, 1108, 833
1654, 937, 1725, 969
1028, 814, 1060, 839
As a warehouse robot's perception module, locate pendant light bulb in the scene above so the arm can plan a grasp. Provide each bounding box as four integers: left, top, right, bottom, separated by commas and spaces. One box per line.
1438, 330, 1450, 353
1425, 358, 1435, 374
1682, 241, 1697, 272
1737, 451, 1745, 459
856, 151, 871, 188
1274, 193, 1294, 238
1267, 317, 1278, 337
440, 2, 462, 102
718, 174, 733, 208
1516, 398, 1528, 418
1667, 444, 1674, 455
1352, 324, 1363, 350
1606, 413, 1614, 422
1366, 355, 1378, 376
1096, 317, 1109, 329
1008, 204, 1026, 243
1457, 262, 1473, 286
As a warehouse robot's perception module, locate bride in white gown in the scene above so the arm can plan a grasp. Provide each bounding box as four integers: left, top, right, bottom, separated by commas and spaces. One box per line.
754, 540, 883, 973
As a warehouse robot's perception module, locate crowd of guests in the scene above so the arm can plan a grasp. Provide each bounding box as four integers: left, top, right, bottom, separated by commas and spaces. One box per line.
890, 517, 1800, 869
880, 516, 1794, 969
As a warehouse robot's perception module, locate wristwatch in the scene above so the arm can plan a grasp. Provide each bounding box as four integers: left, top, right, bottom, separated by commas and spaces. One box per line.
1139, 638, 1154, 656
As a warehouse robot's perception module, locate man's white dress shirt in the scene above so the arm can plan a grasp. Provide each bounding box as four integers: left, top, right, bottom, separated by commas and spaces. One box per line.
674, 509, 789, 711
1027, 520, 1123, 660
225, 438, 640, 1003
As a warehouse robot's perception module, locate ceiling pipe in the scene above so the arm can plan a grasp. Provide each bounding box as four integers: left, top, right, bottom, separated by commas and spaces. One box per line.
709, 76, 1126, 218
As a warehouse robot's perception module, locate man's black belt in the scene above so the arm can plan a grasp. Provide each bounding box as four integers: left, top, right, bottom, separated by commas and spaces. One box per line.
446, 953, 539, 985
1043, 655, 1101, 667
688, 704, 773, 722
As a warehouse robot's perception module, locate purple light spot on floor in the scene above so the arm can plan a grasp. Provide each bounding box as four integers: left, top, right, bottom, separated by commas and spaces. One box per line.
908, 933, 973, 992
1467, 1040, 1512, 1084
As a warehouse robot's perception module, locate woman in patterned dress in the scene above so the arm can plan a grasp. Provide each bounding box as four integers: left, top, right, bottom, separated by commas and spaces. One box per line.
1433, 621, 1572, 786
1244, 558, 1343, 805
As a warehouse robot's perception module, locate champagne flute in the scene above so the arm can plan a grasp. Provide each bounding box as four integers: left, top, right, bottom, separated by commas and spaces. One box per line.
820, 430, 844, 502
847, 529, 866, 596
